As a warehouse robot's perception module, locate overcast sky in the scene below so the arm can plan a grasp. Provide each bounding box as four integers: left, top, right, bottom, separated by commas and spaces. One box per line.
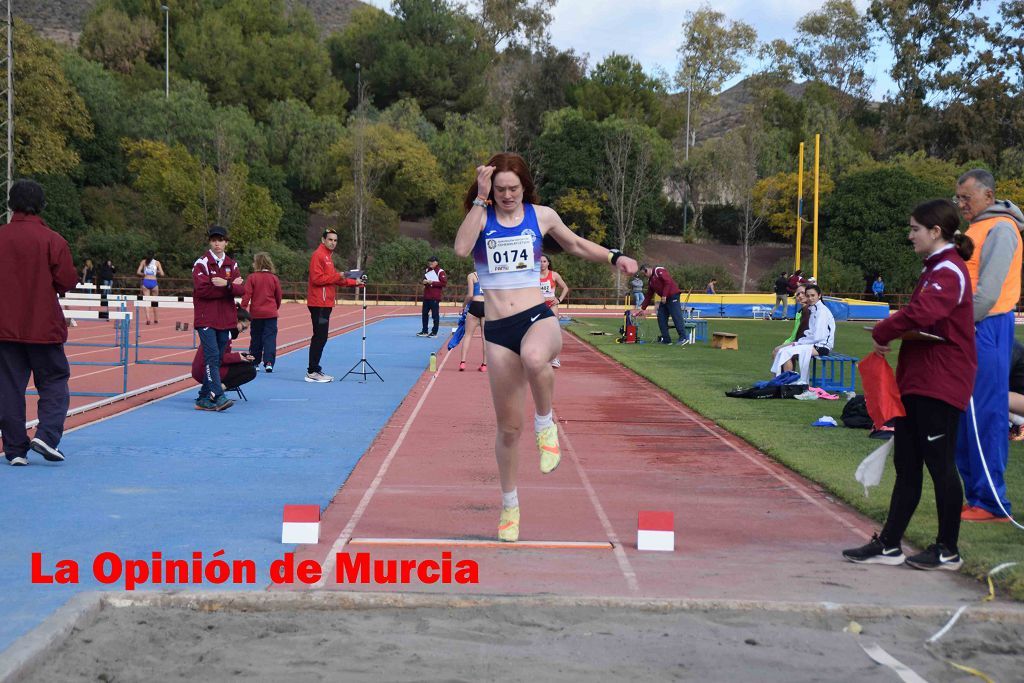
359, 0, 905, 99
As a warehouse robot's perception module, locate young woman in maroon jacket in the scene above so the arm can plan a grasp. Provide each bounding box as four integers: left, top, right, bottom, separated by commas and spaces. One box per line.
843, 199, 976, 571
241, 252, 283, 373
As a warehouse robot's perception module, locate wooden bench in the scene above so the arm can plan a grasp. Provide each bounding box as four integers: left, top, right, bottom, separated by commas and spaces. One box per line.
811, 353, 859, 393
711, 332, 738, 350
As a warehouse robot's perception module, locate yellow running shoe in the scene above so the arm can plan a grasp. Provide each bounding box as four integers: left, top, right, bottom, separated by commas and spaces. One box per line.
498, 506, 520, 542
537, 423, 561, 474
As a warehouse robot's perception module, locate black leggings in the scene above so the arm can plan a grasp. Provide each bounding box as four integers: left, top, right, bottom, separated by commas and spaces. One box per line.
880, 395, 963, 552
308, 306, 332, 373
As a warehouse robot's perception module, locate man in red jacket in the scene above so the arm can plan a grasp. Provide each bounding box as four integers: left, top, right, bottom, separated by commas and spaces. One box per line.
0, 180, 79, 465
417, 255, 447, 337
306, 228, 363, 382
192, 225, 245, 411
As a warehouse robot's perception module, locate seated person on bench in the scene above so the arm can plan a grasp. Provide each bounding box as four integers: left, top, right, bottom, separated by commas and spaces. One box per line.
770, 284, 835, 383
191, 307, 257, 403
770, 284, 808, 370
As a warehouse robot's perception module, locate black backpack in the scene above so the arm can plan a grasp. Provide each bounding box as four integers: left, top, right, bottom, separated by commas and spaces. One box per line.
841, 395, 872, 429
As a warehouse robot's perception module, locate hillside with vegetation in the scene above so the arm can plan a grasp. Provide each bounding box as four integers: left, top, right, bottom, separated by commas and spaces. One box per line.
10, 0, 1024, 296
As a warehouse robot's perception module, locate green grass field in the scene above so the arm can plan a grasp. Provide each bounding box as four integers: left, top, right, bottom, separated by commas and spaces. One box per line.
568, 315, 1024, 601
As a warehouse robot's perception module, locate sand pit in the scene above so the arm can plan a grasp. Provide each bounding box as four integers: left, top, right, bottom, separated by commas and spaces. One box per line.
18, 594, 1024, 682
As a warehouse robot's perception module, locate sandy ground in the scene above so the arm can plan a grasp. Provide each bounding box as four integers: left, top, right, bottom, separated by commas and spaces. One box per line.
24, 601, 1024, 682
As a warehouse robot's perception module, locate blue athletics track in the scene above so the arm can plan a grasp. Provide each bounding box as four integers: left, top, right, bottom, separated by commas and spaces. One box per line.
0, 313, 442, 654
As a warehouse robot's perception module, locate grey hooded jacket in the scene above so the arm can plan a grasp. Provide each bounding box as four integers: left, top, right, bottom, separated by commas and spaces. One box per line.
971, 200, 1024, 322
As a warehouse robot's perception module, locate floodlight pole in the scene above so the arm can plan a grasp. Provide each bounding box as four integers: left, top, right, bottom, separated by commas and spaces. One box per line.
2, 0, 12, 223
682, 68, 692, 239
161, 5, 169, 98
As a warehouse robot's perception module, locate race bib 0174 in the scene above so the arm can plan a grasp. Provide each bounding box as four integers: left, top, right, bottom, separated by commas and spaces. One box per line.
486, 234, 535, 274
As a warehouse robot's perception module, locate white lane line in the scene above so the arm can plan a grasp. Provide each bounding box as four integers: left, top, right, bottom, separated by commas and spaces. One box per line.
558, 420, 640, 593
566, 332, 872, 540
313, 350, 452, 588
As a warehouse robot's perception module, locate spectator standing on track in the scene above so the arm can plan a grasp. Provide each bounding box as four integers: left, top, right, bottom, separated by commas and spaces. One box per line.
417, 256, 447, 337
954, 169, 1023, 522
636, 265, 687, 345
843, 199, 977, 570
539, 254, 569, 367
80, 258, 95, 286
98, 259, 116, 289
705, 278, 717, 295
191, 307, 257, 397
769, 272, 789, 320
454, 153, 637, 543
0, 179, 79, 466
241, 252, 282, 373
306, 228, 363, 383
192, 225, 244, 411
459, 271, 487, 372
136, 253, 165, 325
630, 274, 645, 310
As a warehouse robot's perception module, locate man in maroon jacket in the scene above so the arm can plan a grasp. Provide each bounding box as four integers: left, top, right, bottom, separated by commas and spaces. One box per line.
636, 264, 688, 345
192, 225, 245, 411
417, 255, 447, 337
0, 180, 79, 466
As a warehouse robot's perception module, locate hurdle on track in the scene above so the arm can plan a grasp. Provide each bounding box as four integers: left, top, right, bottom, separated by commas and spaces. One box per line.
32, 309, 132, 398
132, 298, 198, 366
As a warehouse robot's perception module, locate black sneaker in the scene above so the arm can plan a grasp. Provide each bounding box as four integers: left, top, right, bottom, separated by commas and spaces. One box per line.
842, 533, 905, 565
416, 331, 429, 337
905, 544, 962, 571
30, 437, 65, 462
428, 331, 438, 337
8, 455, 28, 466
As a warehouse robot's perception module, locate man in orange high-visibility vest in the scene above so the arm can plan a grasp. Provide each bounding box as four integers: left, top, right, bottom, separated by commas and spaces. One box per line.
955, 169, 1023, 523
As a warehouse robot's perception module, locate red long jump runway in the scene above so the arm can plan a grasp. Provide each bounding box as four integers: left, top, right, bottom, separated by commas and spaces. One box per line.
291, 325, 983, 607
6, 302, 413, 445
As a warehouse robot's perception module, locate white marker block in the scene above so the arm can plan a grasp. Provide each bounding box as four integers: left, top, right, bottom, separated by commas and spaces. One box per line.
637, 511, 674, 552
282, 505, 320, 544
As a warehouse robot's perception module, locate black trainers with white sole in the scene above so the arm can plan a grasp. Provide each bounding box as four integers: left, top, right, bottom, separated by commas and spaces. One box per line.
30, 437, 65, 462
842, 533, 905, 565
8, 455, 28, 466
905, 543, 962, 571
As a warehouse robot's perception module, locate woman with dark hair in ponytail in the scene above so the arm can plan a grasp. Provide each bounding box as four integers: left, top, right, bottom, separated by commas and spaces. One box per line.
843, 199, 977, 571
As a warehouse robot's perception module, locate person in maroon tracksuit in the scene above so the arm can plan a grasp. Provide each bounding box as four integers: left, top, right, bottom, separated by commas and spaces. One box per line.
0, 180, 80, 466
843, 199, 977, 571
241, 252, 282, 373
636, 264, 687, 344
192, 225, 245, 411
190, 308, 257, 393
417, 256, 447, 337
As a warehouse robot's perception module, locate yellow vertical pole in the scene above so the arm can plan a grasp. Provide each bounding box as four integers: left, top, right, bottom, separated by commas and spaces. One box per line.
795, 142, 804, 271
813, 133, 820, 281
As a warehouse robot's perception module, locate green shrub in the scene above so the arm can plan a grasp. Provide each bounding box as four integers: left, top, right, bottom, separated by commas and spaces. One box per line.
665, 264, 735, 292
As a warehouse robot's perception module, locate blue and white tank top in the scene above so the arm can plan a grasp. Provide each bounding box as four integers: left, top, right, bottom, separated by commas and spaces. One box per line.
143, 261, 158, 277
472, 275, 483, 298
473, 204, 543, 291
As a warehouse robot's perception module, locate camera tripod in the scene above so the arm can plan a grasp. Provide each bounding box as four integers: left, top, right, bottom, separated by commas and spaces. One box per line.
341, 282, 383, 382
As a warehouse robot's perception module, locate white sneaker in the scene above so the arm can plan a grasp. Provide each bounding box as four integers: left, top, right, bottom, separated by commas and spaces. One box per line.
550, 358, 561, 368
304, 371, 333, 383
30, 437, 65, 462
8, 456, 28, 466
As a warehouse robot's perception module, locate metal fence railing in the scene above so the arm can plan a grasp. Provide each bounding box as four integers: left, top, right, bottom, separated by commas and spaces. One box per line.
86, 279, 1007, 313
